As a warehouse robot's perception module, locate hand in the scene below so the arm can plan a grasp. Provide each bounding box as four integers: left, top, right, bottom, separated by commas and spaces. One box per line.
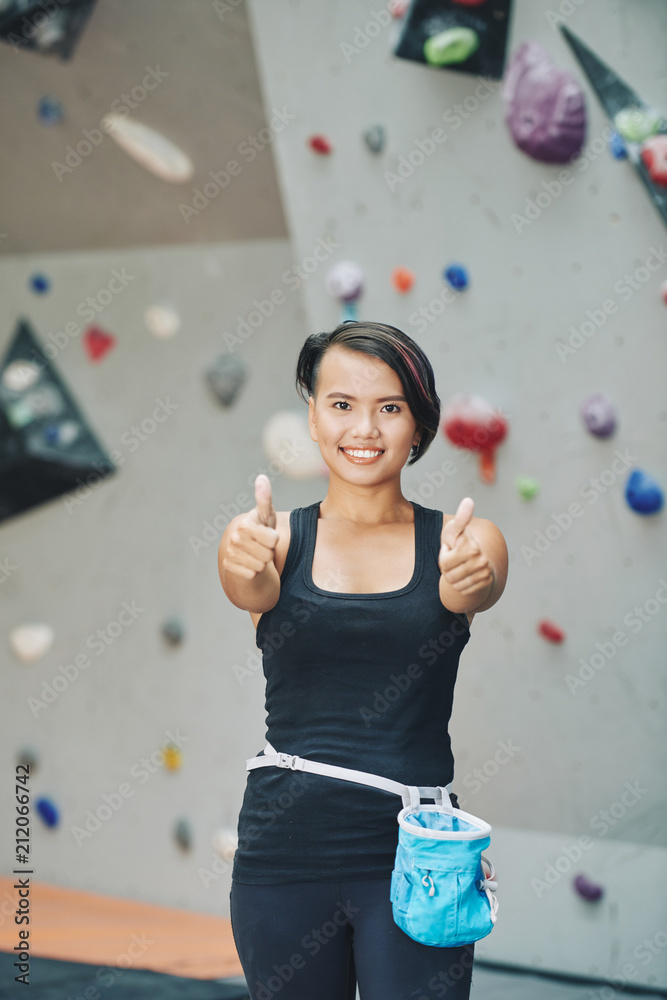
222, 474, 279, 581
438, 497, 493, 598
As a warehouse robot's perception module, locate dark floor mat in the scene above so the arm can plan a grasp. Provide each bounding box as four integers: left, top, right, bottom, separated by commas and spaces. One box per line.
0, 951, 249, 1000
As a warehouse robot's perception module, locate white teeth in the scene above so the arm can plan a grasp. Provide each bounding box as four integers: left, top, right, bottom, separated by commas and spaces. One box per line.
342, 448, 383, 458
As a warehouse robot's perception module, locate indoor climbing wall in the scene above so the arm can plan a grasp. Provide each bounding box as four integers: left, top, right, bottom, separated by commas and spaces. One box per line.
245, 0, 667, 988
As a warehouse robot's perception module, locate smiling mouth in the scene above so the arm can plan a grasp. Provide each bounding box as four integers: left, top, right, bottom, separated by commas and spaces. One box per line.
339, 447, 385, 459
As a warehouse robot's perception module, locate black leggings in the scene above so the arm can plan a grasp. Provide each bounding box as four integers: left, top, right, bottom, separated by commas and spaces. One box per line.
230, 877, 474, 1000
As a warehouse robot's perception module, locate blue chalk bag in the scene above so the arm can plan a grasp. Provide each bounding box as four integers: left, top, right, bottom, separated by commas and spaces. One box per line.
246, 742, 499, 948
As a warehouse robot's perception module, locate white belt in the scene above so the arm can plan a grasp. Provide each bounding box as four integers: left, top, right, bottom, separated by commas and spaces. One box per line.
246, 741, 454, 810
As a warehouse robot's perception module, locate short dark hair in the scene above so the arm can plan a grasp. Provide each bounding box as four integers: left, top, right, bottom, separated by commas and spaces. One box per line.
295, 320, 440, 466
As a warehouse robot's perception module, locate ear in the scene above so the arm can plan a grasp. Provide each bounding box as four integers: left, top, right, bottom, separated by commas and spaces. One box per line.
308, 395, 318, 442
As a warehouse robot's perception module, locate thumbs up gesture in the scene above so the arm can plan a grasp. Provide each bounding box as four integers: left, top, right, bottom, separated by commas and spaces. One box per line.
438, 497, 494, 598
221, 474, 279, 582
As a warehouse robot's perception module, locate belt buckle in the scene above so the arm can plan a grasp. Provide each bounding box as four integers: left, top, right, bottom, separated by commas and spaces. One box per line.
277, 752, 294, 769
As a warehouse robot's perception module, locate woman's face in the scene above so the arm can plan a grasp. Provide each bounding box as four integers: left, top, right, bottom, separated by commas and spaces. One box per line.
308, 346, 421, 478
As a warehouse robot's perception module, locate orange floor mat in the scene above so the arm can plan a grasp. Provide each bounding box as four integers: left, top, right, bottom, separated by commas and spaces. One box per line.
0, 875, 243, 980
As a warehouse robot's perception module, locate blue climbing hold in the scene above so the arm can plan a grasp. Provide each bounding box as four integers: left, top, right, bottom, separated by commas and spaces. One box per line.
608, 131, 627, 160
625, 468, 663, 515
340, 300, 359, 322
30, 274, 50, 294
443, 264, 469, 291
36, 796, 59, 828
37, 96, 64, 125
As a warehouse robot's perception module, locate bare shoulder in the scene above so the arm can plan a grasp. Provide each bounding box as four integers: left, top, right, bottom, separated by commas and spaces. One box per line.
247, 510, 291, 631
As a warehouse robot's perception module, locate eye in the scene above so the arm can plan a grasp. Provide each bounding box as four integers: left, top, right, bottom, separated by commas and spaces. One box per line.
382, 404, 401, 413
332, 401, 350, 410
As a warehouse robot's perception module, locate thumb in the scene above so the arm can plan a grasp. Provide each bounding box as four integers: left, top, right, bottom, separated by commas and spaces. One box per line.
440, 497, 475, 551
254, 474, 276, 529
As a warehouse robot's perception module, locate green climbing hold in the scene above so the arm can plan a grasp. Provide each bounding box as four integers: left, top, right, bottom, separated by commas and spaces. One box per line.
516, 476, 540, 500
423, 27, 479, 66
613, 106, 662, 144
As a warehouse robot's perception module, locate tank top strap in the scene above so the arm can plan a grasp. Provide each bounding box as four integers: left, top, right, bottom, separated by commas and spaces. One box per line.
279, 503, 317, 584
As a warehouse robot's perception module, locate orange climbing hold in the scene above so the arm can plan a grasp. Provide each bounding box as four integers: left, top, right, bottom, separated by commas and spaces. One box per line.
391, 267, 415, 293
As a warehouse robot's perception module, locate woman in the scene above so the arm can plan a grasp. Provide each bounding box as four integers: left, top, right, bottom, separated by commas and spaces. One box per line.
218, 320, 508, 1000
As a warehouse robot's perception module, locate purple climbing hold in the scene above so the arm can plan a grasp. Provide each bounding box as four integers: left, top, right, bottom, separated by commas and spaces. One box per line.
573, 873, 604, 902
625, 468, 664, 515
36, 796, 59, 828
580, 393, 617, 437
608, 130, 627, 160
502, 41, 587, 163
443, 264, 469, 291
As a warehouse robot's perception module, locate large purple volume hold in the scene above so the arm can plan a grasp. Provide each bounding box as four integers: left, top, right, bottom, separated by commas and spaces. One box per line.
502, 41, 587, 163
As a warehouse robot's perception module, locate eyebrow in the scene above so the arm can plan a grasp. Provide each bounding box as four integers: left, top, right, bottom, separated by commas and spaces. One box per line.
325, 392, 407, 402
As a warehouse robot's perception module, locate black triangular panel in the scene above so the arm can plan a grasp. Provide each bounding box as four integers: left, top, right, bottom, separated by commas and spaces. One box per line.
0, 318, 116, 525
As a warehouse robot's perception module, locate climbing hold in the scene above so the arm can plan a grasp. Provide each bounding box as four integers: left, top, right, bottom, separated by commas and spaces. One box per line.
42, 420, 81, 448
640, 134, 667, 187
10, 624, 55, 663
391, 267, 415, 293
573, 873, 604, 902
625, 469, 664, 515
538, 620, 565, 643
145, 303, 181, 339
212, 827, 239, 862
613, 106, 661, 145
363, 124, 386, 154
660, 278, 667, 305
17, 747, 39, 772
162, 616, 185, 646
424, 27, 479, 67
163, 744, 183, 771
340, 300, 359, 322
2, 359, 42, 392
36, 797, 59, 828
204, 353, 248, 407
83, 326, 116, 362
516, 476, 539, 500
443, 264, 469, 291
37, 96, 64, 125
608, 131, 627, 160
325, 260, 364, 301
101, 114, 195, 183
502, 41, 587, 163
388, 0, 409, 17
580, 393, 617, 438
442, 394, 508, 483
308, 134, 333, 155
174, 817, 193, 851
30, 274, 50, 294
263, 410, 324, 480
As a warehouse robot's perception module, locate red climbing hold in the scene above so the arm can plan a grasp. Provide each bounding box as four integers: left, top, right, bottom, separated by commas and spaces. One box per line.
538, 620, 565, 643
640, 134, 667, 187
83, 326, 116, 362
308, 135, 333, 155
442, 394, 508, 483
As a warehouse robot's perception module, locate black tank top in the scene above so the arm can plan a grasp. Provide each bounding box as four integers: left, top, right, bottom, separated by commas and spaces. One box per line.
231, 499, 471, 884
